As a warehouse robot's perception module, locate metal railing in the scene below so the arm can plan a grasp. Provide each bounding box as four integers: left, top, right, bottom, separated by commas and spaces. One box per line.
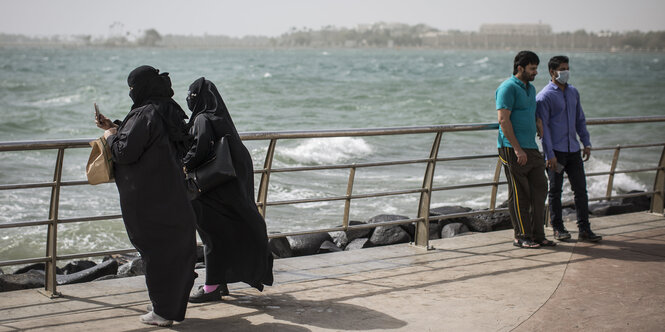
1, 115, 664, 297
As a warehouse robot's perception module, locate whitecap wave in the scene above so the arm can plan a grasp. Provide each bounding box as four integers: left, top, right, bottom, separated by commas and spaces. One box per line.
279, 137, 372, 164
473, 57, 489, 64
585, 159, 646, 198
268, 185, 323, 202
433, 171, 493, 184
30, 94, 81, 107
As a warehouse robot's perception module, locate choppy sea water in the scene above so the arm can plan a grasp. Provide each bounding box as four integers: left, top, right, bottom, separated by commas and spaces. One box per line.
1, 47, 664, 267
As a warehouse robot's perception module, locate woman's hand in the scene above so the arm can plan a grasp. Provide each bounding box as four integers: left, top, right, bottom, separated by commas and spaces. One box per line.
103, 127, 117, 139
96, 112, 116, 130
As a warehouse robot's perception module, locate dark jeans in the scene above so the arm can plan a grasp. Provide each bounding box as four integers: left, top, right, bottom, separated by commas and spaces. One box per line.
547, 150, 590, 230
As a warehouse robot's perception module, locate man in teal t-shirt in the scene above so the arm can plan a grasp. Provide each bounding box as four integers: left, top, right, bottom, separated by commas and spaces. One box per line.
496, 50, 553, 249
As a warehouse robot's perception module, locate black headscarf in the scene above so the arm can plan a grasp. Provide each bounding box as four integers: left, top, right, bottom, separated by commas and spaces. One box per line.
186, 77, 237, 136
127, 65, 191, 158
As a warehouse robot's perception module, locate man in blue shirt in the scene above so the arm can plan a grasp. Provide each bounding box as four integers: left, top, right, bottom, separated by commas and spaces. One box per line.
496, 51, 553, 249
536, 55, 601, 242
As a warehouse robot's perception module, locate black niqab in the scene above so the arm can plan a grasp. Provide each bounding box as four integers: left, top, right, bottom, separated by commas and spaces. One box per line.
127, 65, 191, 158
127, 65, 175, 107
185, 77, 206, 117
186, 77, 238, 138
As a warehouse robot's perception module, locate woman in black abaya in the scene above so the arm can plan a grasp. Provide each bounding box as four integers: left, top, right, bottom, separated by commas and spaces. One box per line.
183, 77, 273, 302
96, 66, 197, 326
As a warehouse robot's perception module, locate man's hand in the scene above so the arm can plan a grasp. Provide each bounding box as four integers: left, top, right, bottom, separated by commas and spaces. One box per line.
514, 147, 527, 166
498, 108, 528, 165
582, 146, 591, 161
536, 118, 543, 139
546, 156, 558, 170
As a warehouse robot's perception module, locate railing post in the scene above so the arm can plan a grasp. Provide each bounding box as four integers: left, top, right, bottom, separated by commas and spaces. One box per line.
489, 158, 502, 212
651, 145, 665, 214
43, 148, 64, 298
606, 146, 621, 201
414, 132, 442, 249
257, 139, 277, 218
342, 166, 356, 230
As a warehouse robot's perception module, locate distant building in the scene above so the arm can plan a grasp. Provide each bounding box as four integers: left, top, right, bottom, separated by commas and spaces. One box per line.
357, 22, 409, 32
479, 23, 552, 36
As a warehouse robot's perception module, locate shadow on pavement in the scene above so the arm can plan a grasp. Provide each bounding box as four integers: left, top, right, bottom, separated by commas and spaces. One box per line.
176, 293, 407, 331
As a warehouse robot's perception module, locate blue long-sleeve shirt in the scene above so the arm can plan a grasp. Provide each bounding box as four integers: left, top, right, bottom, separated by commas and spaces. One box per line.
536, 81, 591, 160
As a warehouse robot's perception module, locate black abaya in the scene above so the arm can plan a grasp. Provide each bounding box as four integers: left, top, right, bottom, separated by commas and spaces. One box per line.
106, 66, 196, 321
183, 78, 273, 291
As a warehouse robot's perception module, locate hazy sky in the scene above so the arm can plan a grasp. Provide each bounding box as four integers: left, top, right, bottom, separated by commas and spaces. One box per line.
1, 0, 664, 37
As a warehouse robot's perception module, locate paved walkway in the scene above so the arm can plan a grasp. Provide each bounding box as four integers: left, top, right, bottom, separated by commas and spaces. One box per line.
1, 212, 664, 331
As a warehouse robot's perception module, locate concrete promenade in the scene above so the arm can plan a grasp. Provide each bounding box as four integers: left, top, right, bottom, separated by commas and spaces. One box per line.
1, 212, 664, 331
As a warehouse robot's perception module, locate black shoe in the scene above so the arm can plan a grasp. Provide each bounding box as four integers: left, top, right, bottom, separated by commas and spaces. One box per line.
188, 285, 223, 303
220, 284, 230, 296
579, 229, 602, 242
537, 238, 557, 247
513, 238, 540, 249
553, 227, 572, 241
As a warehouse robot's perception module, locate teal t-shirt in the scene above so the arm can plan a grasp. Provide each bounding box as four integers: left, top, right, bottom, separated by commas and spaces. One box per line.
495, 76, 538, 149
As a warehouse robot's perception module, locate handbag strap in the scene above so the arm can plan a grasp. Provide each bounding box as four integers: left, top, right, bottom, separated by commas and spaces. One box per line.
100, 137, 113, 168
201, 113, 231, 150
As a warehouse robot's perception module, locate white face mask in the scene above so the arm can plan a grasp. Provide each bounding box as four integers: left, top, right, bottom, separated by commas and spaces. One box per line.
555, 70, 570, 84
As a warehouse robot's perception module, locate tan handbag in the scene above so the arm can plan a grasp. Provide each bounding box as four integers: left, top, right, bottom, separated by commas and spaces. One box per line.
86, 136, 114, 185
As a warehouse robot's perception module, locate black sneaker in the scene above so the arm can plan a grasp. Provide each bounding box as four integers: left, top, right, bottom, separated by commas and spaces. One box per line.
553, 227, 572, 241
188, 285, 223, 303
579, 229, 602, 242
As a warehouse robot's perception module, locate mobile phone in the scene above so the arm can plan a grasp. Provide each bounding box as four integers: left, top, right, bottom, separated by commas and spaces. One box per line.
94, 103, 101, 121
555, 162, 565, 174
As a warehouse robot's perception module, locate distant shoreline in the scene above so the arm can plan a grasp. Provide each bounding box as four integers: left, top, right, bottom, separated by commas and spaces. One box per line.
2, 21, 664, 53
1, 43, 664, 54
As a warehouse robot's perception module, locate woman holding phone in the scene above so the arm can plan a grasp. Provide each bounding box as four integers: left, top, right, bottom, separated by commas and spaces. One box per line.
96, 65, 196, 327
